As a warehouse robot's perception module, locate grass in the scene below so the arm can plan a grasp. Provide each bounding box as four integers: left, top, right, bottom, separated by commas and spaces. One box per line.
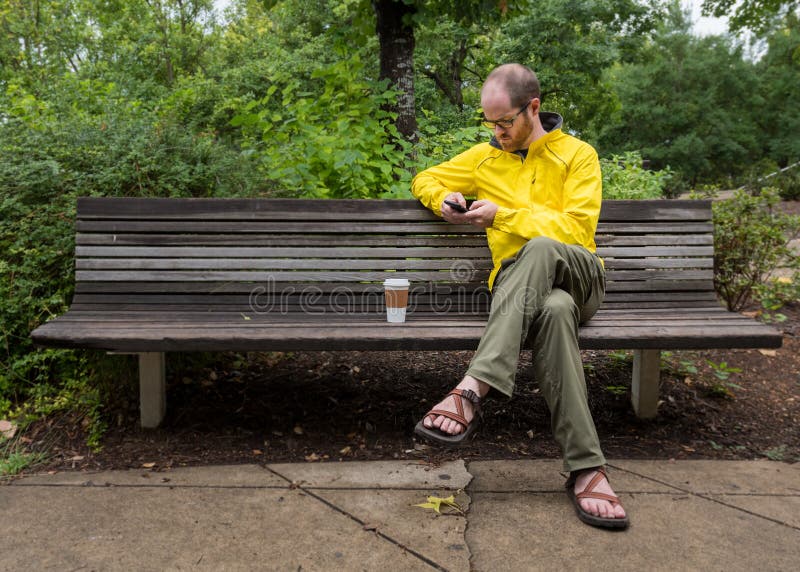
0, 429, 50, 478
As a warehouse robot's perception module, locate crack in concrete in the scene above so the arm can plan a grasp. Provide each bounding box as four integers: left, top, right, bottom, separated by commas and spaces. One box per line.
608, 463, 800, 531
264, 464, 452, 571
462, 462, 477, 572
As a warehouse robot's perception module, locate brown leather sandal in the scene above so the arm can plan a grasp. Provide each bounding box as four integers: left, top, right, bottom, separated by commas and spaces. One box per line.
565, 466, 630, 529
413, 388, 481, 447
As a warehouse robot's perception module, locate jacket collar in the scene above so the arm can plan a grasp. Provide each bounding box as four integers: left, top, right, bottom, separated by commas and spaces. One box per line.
489, 112, 564, 158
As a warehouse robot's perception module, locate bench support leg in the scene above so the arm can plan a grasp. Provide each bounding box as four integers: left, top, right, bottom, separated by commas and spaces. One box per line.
631, 349, 660, 419
139, 352, 166, 428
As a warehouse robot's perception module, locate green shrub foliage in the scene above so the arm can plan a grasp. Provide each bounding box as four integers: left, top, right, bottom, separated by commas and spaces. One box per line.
600, 151, 672, 200
712, 188, 800, 311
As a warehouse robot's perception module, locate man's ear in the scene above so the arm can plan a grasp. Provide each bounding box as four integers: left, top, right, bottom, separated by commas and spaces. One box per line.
529, 98, 541, 115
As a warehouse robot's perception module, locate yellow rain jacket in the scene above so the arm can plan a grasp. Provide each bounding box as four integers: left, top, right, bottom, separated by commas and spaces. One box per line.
411, 112, 602, 289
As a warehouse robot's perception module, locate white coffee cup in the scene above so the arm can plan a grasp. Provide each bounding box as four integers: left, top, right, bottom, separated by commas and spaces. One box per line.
383, 278, 410, 323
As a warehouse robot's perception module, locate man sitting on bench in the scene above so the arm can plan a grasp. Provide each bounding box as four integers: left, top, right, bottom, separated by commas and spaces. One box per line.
411, 63, 629, 529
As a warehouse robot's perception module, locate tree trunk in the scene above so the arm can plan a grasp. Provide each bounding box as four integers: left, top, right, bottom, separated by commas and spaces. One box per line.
373, 0, 418, 142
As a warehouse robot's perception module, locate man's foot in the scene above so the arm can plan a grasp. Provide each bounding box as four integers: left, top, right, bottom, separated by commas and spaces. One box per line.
566, 466, 629, 529
422, 376, 489, 435
413, 376, 491, 447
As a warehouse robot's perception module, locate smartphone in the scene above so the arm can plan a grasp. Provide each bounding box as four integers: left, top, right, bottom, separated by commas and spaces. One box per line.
443, 199, 469, 213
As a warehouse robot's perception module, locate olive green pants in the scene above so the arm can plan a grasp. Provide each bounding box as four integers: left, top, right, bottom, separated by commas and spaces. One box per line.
466, 236, 606, 473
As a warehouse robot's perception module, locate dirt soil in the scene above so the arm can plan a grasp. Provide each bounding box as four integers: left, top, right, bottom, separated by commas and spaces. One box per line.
20, 200, 800, 473
26, 303, 799, 473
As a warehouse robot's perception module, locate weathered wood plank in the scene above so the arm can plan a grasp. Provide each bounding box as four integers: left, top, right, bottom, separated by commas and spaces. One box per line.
76, 234, 492, 247
75, 246, 494, 259
74, 269, 493, 282
31, 318, 781, 353
74, 282, 491, 294
596, 246, 713, 257
76, 197, 711, 222
595, 222, 713, 234
76, 220, 485, 234
603, 258, 714, 270
595, 234, 713, 246
76, 258, 494, 271
77, 197, 441, 221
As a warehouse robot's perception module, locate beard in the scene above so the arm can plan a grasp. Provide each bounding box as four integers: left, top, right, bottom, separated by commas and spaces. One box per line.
497, 113, 533, 152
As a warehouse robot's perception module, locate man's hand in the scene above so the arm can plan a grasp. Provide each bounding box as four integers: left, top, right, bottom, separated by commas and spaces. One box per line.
441, 195, 498, 229
440, 193, 470, 224
463, 200, 498, 229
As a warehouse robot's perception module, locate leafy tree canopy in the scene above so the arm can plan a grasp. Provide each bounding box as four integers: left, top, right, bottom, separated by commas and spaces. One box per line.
701, 0, 800, 35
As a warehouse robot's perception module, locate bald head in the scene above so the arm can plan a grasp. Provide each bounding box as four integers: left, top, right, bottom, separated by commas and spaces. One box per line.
481, 64, 540, 109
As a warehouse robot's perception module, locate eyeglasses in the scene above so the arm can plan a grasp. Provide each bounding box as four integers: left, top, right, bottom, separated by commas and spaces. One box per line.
481, 100, 531, 130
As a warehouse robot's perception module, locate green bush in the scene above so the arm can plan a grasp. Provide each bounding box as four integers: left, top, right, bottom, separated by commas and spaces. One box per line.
232, 57, 414, 199
600, 151, 672, 200
712, 188, 800, 311
0, 78, 269, 439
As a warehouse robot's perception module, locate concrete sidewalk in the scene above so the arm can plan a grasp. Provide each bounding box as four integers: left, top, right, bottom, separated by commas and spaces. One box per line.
1, 459, 798, 571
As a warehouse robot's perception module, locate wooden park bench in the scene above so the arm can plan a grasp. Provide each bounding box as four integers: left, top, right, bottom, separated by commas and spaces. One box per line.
31, 198, 783, 428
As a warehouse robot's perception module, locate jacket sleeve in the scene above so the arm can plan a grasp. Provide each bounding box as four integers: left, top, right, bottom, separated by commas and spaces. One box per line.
411, 147, 480, 216
491, 145, 602, 248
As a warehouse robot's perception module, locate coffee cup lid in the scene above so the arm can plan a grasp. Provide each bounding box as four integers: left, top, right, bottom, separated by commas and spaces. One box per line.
383, 278, 410, 287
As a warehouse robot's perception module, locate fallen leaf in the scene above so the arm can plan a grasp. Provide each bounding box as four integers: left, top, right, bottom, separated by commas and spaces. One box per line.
741, 311, 759, 318
240, 313, 251, 321
0, 420, 16, 439
362, 523, 379, 531
413, 494, 464, 515
141, 462, 156, 468
293, 425, 304, 435
758, 349, 777, 357
304, 453, 320, 462
70, 455, 85, 462
339, 446, 352, 455
252, 449, 263, 456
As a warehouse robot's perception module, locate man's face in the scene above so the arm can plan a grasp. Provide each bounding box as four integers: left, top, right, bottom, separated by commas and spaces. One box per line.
481, 90, 535, 153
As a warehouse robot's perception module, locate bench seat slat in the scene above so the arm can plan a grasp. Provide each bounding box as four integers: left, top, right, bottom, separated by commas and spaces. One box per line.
32, 315, 781, 353
40, 311, 759, 326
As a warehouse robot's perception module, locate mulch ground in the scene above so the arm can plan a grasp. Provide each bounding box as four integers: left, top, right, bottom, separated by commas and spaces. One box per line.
28, 303, 800, 473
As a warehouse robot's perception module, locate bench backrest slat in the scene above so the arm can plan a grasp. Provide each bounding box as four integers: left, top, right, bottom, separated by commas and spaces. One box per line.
71, 197, 716, 313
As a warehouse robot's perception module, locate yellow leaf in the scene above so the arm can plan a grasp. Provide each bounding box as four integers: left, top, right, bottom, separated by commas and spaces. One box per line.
240, 313, 251, 321
413, 495, 463, 515
758, 349, 777, 357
